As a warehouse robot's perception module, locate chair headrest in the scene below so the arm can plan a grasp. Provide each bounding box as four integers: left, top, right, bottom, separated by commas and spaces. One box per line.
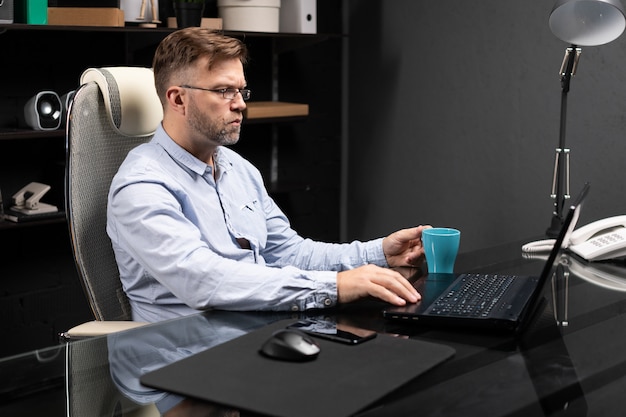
80, 67, 163, 137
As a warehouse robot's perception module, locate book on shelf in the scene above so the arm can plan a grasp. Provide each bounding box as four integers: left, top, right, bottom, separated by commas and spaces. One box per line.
3, 209, 65, 223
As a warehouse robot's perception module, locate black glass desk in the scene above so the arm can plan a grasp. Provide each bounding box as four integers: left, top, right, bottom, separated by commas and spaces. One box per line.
2, 239, 626, 416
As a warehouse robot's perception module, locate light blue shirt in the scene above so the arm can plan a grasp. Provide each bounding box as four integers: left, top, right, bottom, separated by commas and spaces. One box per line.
107, 125, 387, 322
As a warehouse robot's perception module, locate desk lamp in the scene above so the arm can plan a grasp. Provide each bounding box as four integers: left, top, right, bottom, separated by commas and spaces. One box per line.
546, 0, 626, 237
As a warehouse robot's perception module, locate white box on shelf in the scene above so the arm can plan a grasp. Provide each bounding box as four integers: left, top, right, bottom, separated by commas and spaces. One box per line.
218, 0, 281, 33
280, 0, 315, 34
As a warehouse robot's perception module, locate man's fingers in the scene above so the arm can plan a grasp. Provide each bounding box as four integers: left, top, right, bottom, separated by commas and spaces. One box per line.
371, 270, 420, 304
337, 265, 421, 305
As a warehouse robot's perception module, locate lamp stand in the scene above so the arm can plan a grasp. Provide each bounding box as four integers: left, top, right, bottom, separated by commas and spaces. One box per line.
547, 46, 581, 238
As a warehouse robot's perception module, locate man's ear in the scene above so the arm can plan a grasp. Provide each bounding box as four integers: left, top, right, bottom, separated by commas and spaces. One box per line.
165, 86, 187, 114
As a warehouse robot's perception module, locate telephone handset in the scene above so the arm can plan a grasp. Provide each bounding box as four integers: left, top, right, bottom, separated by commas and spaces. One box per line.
522, 215, 626, 261
568, 215, 626, 261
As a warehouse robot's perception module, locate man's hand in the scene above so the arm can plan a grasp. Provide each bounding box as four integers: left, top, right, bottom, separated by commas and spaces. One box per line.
383, 225, 431, 268
337, 264, 420, 306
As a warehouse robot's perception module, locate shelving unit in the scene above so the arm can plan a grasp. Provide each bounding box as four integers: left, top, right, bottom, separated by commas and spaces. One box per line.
0, 26, 336, 196
0, 23, 340, 200
0, 5, 343, 355
0, 129, 65, 141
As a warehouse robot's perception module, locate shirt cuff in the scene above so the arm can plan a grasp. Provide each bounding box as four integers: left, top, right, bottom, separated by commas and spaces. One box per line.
366, 237, 388, 267
289, 271, 337, 312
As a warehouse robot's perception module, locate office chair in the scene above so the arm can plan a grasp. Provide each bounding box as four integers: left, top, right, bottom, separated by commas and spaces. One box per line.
65, 67, 162, 331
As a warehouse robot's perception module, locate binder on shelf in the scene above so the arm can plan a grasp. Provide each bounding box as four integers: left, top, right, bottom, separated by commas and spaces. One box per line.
244, 101, 309, 119
15, 0, 47, 24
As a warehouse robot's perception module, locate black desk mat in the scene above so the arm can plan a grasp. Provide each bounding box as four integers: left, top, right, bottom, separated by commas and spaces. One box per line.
141, 319, 455, 417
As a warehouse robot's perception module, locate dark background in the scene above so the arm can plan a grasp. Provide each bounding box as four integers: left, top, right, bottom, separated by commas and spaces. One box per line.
345, 1, 626, 254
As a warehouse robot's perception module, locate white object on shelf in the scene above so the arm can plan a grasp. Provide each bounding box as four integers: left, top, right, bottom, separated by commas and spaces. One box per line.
280, 0, 316, 34
218, 0, 281, 33
121, 0, 160, 24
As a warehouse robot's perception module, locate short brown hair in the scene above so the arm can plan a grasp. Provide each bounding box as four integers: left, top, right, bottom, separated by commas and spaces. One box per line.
152, 28, 248, 104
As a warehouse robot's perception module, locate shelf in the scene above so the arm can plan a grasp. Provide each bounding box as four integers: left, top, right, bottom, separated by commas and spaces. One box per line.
0, 22, 173, 33
0, 118, 308, 140
0, 214, 66, 230
0, 23, 343, 57
0, 102, 310, 138
244, 116, 307, 125
0, 23, 341, 37
245, 101, 309, 119
0, 129, 65, 141
0, 19, 341, 238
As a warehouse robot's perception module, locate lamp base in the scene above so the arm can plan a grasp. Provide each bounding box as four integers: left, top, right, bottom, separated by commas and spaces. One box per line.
546, 214, 563, 238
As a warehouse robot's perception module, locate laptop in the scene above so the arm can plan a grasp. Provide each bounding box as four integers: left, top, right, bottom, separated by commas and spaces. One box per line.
383, 183, 590, 333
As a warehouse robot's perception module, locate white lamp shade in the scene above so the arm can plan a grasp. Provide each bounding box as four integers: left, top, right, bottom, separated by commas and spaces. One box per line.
550, 0, 626, 46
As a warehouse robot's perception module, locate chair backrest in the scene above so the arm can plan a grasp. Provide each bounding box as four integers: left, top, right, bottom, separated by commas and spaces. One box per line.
66, 67, 162, 321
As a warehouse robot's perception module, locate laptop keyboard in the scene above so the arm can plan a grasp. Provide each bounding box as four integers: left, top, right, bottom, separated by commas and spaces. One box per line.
429, 273, 516, 317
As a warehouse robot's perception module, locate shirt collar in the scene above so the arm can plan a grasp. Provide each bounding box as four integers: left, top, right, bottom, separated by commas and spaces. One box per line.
152, 125, 233, 176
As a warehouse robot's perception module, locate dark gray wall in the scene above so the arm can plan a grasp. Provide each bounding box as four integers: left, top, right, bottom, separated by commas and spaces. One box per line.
346, 0, 626, 253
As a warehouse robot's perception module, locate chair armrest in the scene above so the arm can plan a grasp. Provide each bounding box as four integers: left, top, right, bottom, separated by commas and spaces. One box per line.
60, 320, 149, 341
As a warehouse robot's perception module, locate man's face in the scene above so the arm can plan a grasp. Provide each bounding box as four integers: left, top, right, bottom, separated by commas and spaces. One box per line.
185, 58, 247, 148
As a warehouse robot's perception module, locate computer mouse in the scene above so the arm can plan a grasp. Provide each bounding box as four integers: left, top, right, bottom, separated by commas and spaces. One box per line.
259, 329, 320, 361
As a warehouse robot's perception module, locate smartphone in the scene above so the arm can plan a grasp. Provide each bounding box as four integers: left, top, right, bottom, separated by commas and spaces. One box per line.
287, 318, 377, 345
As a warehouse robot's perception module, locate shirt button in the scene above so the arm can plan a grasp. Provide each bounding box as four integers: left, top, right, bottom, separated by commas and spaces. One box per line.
291, 305, 299, 312
324, 298, 332, 306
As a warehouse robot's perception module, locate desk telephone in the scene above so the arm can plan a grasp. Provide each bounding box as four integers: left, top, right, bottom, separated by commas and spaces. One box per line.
523, 215, 626, 261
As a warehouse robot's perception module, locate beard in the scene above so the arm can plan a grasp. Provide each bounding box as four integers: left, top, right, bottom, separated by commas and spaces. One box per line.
187, 99, 242, 147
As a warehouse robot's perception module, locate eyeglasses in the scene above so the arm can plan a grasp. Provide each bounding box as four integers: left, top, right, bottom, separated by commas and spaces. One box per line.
179, 85, 251, 101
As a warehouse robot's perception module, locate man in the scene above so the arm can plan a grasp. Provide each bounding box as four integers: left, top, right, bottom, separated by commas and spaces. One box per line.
107, 27, 427, 322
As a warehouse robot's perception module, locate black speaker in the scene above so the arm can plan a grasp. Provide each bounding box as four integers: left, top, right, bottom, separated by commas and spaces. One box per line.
24, 91, 63, 131
0, 0, 13, 23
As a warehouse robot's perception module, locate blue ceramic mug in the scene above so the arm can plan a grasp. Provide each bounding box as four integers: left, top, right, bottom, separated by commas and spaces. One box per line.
422, 228, 461, 274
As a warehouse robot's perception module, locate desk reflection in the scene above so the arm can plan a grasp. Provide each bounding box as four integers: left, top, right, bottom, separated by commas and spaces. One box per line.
565, 254, 626, 292
95, 312, 287, 416
550, 254, 626, 327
